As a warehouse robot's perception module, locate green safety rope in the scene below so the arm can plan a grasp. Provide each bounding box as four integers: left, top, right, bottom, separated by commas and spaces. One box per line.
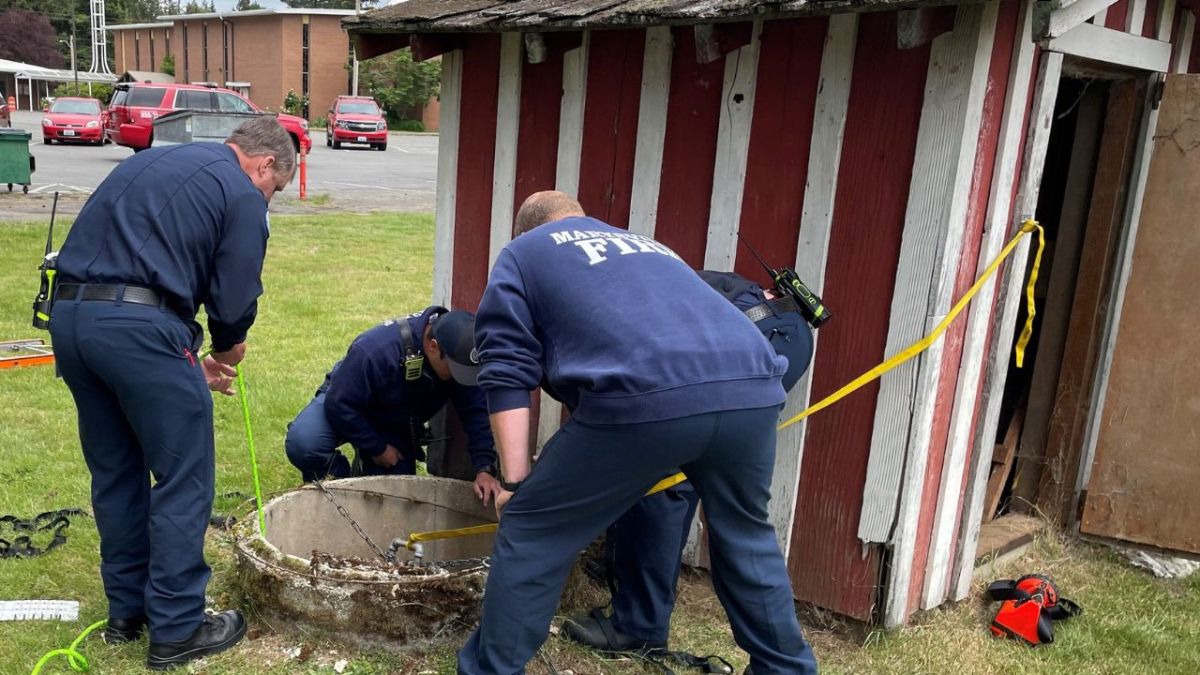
29, 620, 106, 674
235, 364, 267, 535
31, 361, 266, 673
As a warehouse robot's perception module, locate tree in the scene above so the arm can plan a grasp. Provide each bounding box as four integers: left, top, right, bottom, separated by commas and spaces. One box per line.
281, 1, 381, 9
0, 10, 65, 68
359, 50, 441, 124
235, 0, 265, 9
181, 0, 214, 13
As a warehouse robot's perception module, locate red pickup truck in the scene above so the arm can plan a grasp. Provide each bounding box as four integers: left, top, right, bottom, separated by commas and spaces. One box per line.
107, 82, 312, 153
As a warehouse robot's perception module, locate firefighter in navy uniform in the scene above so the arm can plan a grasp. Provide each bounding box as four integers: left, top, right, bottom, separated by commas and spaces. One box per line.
47, 116, 295, 670
459, 191, 818, 675
564, 270, 814, 657
284, 308, 501, 504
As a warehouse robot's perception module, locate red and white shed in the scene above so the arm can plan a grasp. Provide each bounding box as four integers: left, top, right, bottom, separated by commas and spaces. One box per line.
347, 0, 1200, 626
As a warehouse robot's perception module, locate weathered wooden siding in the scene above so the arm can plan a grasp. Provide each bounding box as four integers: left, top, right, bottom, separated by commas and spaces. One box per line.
788, 9, 933, 620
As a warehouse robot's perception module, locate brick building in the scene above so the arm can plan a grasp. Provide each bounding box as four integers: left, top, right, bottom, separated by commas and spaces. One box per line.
108, 9, 355, 121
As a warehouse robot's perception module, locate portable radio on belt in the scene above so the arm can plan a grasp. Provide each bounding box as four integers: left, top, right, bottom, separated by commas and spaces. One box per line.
397, 319, 424, 381
737, 233, 832, 328
31, 192, 60, 331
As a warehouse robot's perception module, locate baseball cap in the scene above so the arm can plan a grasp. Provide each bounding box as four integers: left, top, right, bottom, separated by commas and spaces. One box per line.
432, 310, 481, 386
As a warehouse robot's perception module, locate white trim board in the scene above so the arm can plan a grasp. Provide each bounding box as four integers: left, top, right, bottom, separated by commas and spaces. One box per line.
1127, 0, 1147, 35
1034, 0, 1120, 39
1045, 21, 1172, 73
1156, 0, 1176, 41
951, 52, 1065, 601
702, 20, 763, 272
432, 49, 463, 308
555, 32, 590, 199
489, 32, 523, 271
538, 34, 592, 452
861, 2, 999, 628
1172, 13, 1195, 74
770, 12, 859, 559
923, 0, 1038, 610
628, 26, 674, 238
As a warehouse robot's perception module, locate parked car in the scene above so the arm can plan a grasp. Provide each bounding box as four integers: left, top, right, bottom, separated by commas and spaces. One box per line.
106, 82, 312, 154
326, 96, 387, 151
42, 97, 107, 145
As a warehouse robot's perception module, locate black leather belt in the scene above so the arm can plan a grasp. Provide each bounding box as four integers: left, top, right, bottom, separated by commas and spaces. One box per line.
55, 283, 164, 308
744, 295, 800, 323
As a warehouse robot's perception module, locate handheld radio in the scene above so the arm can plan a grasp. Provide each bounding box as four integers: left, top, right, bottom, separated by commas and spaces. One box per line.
31, 192, 60, 330
737, 233, 832, 328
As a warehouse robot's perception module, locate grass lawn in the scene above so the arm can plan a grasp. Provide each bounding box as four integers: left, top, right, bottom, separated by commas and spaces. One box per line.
1, 214, 1198, 674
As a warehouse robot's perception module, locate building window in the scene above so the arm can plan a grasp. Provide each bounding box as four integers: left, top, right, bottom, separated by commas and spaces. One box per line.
202, 23, 209, 82
301, 18, 310, 118
347, 41, 354, 95
134, 32, 141, 70
182, 25, 189, 81
222, 21, 230, 82
150, 32, 155, 72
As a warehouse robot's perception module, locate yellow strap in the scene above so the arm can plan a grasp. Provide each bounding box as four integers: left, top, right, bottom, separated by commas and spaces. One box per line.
415, 222, 1046, 525
407, 522, 498, 547
648, 220, 1044, 497
1013, 223, 1045, 368
405, 473, 692, 544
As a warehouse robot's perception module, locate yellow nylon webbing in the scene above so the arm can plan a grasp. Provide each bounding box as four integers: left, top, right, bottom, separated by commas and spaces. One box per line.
405, 220, 1046, 535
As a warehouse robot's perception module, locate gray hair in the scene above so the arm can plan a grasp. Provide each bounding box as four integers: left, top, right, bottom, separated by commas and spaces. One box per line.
514, 190, 585, 235
226, 115, 297, 180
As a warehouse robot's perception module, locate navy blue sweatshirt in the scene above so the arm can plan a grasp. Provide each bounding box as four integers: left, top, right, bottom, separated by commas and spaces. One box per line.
320, 308, 496, 473
56, 143, 268, 352
475, 217, 786, 424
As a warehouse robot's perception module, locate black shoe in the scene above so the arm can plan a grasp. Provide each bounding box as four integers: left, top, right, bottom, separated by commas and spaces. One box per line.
103, 615, 148, 644
146, 610, 247, 671
562, 608, 665, 654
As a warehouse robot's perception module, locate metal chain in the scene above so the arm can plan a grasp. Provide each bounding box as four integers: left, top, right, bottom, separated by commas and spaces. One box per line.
312, 479, 391, 562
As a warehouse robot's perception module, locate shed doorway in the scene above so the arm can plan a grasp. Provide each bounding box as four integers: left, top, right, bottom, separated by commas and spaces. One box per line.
977, 68, 1147, 552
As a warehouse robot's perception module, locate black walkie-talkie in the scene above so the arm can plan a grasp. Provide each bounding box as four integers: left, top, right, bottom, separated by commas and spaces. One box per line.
31, 192, 60, 330
738, 233, 832, 328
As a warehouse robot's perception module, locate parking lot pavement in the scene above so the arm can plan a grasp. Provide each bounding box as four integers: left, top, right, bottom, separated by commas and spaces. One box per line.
0, 111, 438, 213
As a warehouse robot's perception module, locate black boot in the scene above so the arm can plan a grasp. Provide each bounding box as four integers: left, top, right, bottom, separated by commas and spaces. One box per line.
146, 610, 247, 670
103, 615, 148, 644
562, 608, 665, 654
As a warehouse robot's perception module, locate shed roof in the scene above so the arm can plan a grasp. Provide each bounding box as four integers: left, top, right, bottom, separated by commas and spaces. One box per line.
344, 0, 959, 34
119, 70, 175, 84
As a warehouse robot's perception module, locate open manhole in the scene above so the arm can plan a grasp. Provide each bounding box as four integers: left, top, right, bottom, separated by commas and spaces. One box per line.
232, 475, 496, 647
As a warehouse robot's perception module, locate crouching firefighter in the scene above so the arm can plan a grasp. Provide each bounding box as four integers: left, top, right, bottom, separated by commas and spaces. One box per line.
564, 269, 815, 662
284, 307, 502, 505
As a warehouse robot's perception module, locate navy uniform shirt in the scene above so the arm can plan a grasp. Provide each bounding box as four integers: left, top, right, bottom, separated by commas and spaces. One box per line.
319, 307, 497, 473
56, 143, 269, 352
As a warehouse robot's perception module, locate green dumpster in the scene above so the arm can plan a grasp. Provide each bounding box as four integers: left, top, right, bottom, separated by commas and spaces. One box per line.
0, 128, 34, 194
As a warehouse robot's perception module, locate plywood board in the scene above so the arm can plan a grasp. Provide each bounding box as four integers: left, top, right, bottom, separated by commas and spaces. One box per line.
1081, 74, 1200, 555
975, 513, 1043, 562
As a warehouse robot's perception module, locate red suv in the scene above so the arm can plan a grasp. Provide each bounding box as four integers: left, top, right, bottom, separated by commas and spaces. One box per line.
107, 83, 312, 153
326, 96, 387, 151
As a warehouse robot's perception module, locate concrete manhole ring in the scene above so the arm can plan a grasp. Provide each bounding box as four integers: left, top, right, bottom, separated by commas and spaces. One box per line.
231, 475, 497, 647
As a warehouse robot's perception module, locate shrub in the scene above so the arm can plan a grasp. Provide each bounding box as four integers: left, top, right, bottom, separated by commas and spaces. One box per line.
394, 119, 424, 132
51, 82, 113, 105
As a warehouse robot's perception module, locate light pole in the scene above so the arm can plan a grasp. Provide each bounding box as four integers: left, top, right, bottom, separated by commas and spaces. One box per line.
59, 33, 78, 97
350, 0, 361, 95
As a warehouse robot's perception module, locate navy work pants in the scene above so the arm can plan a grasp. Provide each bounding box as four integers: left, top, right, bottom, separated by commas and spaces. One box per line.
457, 406, 818, 675
50, 298, 213, 643
606, 483, 699, 645
284, 392, 417, 482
